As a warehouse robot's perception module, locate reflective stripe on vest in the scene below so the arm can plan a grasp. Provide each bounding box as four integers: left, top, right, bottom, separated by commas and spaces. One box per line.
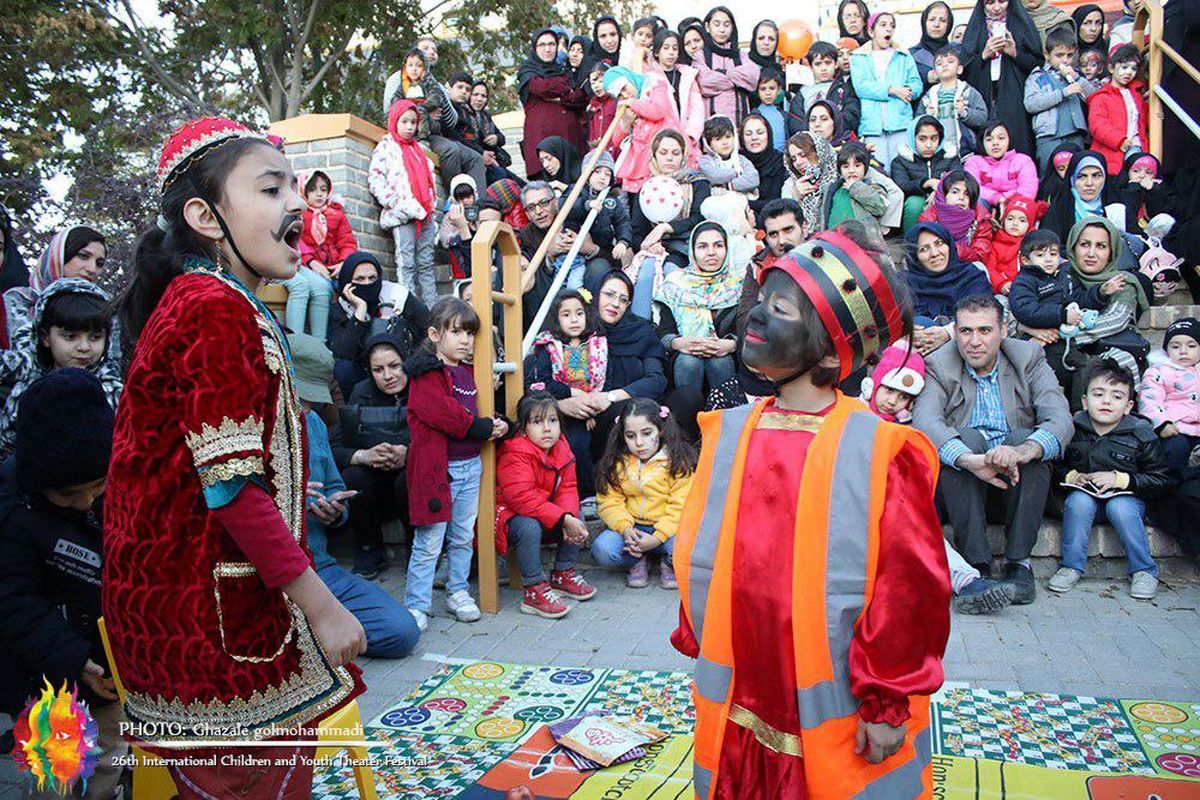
797, 411, 878, 729
694, 764, 713, 799
853, 726, 932, 799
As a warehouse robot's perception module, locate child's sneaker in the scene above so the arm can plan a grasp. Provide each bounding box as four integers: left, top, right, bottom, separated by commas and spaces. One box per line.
659, 558, 678, 590
446, 590, 481, 622
580, 496, 599, 520
1129, 570, 1158, 600
626, 557, 649, 588
409, 608, 429, 632
1047, 567, 1081, 594
521, 582, 570, 619
550, 568, 597, 600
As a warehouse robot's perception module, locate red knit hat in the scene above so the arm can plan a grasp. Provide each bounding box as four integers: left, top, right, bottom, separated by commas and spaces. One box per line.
1002, 194, 1047, 226
760, 229, 905, 381
863, 344, 926, 418
157, 116, 265, 194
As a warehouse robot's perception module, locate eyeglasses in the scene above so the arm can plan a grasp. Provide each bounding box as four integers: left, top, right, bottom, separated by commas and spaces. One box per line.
600, 289, 630, 306
526, 198, 555, 212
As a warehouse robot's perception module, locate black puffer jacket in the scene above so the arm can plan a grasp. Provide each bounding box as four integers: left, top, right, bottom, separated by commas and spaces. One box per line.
1056, 412, 1175, 497
889, 119, 962, 197
1009, 263, 1104, 330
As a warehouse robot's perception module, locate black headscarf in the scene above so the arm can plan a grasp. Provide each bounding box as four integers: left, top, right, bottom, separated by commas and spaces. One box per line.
702, 6, 742, 64
586, 271, 662, 358
678, 21, 709, 67
838, 0, 872, 45
1042, 149, 1109, 241
809, 100, 855, 148
1038, 141, 1082, 201
741, 113, 787, 204
961, 0, 1041, 155
918, 1, 953, 54
568, 34, 594, 88
338, 252, 384, 317
518, 27, 570, 104
1072, 4, 1109, 54
903, 222, 993, 320
748, 20, 779, 70
590, 16, 623, 67
0, 207, 28, 293
535, 136, 582, 184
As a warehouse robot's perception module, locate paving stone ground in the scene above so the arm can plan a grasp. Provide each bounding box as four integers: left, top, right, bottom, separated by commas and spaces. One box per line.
3, 557, 1198, 797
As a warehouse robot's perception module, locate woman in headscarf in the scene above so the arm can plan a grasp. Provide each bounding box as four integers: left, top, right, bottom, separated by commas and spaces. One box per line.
604, 65, 688, 194
910, 1, 954, 87
693, 6, 761, 122
1042, 150, 1109, 242
838, 0, 872, 45
0, 207, 28, 295
740, 112, 788, 215
590, 16, 624, 69
519, 27, 585, 177
807, 99, 856, 149
5, 225, 107, 348
1037, 140, 1081, 201
748, 20, 780, 71
1021, 0, 1073, 47
632, 129, 710, 270
534, 135, 583, 190
678, 20, 708, 68
649, 29, 705, 151
567, 34, 594, 89
961, 0, 1042, 157
465, 80, 519, 184
653, 220, 743, 409
783, 131, 838, 234
903, 221, 993, 325
1072, 4, 1108, 55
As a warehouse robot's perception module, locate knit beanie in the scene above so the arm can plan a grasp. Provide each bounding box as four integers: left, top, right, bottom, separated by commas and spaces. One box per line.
15, 368, 114, 493
1164, 317, 1200, 351
861, 344, 926, 420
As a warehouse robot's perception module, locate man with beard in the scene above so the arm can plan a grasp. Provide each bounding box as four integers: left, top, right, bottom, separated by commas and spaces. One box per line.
672, 221, 950, 799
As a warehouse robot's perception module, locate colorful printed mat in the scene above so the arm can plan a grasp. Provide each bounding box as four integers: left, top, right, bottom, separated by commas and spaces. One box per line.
312, 661, 1200, 798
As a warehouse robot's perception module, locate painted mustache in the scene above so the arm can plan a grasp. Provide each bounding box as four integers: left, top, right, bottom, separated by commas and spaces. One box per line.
271, 213, 303, 243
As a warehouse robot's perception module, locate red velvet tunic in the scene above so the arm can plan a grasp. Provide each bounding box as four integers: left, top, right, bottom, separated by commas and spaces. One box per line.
103, 261, 362, 753
672, 404, 950, 797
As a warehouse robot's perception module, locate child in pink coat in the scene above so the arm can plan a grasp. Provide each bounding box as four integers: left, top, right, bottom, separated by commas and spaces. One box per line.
691, 8, 760, 122
1138, 317, 1200, 468
963, 121, 1038, 209
647, 30, 705, 155
603, 67, 690, 193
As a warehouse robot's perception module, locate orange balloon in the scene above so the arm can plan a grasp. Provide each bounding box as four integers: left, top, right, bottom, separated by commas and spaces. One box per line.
778, 19, 814, 61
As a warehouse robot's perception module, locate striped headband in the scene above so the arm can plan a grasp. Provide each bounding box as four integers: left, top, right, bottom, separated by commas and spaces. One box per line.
760, 230, 905, 380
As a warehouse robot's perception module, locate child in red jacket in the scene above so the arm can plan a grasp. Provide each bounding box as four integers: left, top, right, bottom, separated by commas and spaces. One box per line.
285, 170, 357, 339
497, 391, 597, 619
986, 194, 1047, 295
1087, 45, 1148, 175
403, 298, 508, 631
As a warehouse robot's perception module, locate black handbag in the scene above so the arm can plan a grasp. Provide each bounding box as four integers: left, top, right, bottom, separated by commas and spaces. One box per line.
338, 404, 409, 450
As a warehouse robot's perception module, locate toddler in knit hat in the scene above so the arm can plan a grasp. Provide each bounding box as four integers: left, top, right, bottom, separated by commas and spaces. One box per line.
859, 344, 927, 424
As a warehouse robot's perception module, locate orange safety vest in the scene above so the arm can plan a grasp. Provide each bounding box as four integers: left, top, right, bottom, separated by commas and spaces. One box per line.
675, 393, 941, 800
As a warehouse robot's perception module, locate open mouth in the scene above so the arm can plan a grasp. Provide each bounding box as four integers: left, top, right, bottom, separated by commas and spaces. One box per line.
283, 220, 302, 252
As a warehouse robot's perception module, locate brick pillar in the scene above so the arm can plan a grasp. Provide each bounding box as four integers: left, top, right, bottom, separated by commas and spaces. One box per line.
267, 114, 396, 276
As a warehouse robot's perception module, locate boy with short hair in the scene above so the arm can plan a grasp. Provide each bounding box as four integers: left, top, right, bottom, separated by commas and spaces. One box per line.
1008, 229, 1105, 390
439, 174, 479, 279
697, 115, 760, 196
823, 142, 889, 235
1088, 45, 1149, 175
1024, 27, 1100, 170
890, 114, 962, 232
786, 40, 861, 136
919, 46, 988, 158
754, 66, 788, 151
1050, 359, 1173, 599
0, 369, 128, 798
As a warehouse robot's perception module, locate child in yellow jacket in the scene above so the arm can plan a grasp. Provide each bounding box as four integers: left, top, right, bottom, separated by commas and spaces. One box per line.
590, 398, 696, 589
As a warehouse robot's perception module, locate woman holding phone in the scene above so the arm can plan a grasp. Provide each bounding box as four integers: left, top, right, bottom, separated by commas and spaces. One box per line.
960, 0, 1041, 156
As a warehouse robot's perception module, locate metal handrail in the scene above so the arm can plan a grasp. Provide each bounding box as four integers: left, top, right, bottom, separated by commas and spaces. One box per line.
1136, 0, 1199, 160
470, 220, 524, 614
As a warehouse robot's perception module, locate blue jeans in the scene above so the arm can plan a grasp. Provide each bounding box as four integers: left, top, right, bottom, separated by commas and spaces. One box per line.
1061, 491, 1157, 576
404, 457, 482, 612
590, 525, 674, 569
317, 563, 420, 658
674, 353, 737, 395
282, 267, 332, 340
631, 256, 679, 320
506, 515, 581, 587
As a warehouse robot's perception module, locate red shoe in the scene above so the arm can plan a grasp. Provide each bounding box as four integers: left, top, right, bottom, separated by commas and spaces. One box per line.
550, 568, 597, 601
521, 582, 569, 619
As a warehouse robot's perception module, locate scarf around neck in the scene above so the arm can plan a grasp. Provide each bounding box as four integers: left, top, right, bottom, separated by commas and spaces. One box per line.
1068, 215, 1148, 314
653, 221, 743, 338
918, 2, 953, 54
387, 100, 435, 235
904, 221, 991, 318
519, 27, 571, 103
702, 6, 741, 65
932, 175, 978, 244
748, 20, 779, 69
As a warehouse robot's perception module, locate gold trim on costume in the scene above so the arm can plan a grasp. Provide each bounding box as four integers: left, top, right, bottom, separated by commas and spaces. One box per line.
185, 417, 265, 467
197, 456, 264, 488
212, 561, 297, 663
755, 413, 826, 433
729, 704, 804, 757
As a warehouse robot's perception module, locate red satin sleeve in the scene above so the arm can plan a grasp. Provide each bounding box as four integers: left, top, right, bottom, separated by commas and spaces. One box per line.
212, 482, 312, 589
670, 603, 700, 659
850, 442, 951, 727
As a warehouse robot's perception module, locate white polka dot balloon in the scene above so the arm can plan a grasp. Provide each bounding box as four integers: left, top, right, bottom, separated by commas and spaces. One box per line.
639, 176, 685, 224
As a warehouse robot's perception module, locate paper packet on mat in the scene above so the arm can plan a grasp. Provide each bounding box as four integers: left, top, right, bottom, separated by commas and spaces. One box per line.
556, 716, 653, 767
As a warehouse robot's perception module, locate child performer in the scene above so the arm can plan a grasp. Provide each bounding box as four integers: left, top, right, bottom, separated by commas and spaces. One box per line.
672, 222, 950, 797
105, 117, 366, 794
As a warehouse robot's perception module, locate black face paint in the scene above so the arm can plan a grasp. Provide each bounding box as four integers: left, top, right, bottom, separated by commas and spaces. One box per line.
742, 270, 821, 383
271, 213, 303, 242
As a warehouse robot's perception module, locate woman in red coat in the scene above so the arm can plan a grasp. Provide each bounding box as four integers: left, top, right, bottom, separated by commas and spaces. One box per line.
496, 391, 595, 619
106, 117, 365, 795
519, 27, 586, 180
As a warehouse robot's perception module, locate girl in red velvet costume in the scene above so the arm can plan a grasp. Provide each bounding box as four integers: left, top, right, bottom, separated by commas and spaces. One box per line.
672, 221, 951, 799
105, 117, 366, 798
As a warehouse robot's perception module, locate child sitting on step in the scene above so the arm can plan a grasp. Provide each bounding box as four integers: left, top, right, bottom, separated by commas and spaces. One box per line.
590, 398, 696, 589
1138, 317, 1200, 469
